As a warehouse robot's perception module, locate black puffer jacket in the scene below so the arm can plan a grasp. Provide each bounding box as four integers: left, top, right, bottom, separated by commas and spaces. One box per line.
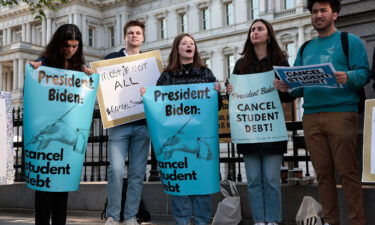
232, 57, 294, 154
157, 64, 223, 109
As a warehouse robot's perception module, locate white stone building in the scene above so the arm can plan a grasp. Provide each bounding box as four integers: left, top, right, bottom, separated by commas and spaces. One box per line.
0, 0, 312, 118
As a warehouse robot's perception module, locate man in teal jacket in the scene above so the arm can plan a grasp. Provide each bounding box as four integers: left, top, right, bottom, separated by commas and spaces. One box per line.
276, 1, 370, 225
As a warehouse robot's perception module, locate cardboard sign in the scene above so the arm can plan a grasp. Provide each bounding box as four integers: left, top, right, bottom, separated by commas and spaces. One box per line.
90, 50, 163, 129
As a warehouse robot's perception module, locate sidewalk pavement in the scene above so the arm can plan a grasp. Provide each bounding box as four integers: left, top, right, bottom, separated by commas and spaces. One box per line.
0, 209, 175, 225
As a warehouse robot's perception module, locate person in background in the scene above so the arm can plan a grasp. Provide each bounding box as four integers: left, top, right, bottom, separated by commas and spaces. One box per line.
226, 19, 294, 225
30, 23, 93, 225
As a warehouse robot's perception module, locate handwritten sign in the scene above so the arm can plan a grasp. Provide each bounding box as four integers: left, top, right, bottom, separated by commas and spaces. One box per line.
274, 63, 340, 92
24, 65, 99, 191
143, 83, 220, 195
229, 71, 288, 144
90, 50, 163, 129
0, 92, 14, 185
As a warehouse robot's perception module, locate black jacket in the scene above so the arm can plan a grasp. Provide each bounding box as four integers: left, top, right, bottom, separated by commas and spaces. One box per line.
232, 57, 294, 155
157, 64, 223, 110
104, 48, 147, 125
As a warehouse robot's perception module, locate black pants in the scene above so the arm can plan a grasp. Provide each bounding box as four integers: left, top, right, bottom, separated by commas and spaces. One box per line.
35, 191, 68, 225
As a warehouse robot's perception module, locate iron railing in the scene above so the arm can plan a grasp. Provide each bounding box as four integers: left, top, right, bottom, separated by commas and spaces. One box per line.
12, 101, 311, 183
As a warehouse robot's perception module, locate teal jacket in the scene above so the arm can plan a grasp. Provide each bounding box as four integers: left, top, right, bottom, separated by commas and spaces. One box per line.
292, 31, 370, 114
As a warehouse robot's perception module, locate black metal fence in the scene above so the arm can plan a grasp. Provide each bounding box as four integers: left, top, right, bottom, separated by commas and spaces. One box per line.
12, 102, 311, 183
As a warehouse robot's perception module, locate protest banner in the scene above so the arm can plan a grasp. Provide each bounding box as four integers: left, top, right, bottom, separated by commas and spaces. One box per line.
229, 71, 288, 144
362, 99, 375, 183
23, 64, 99, 191
90, 50, 163, 129
274, 63, 340, 92
143, 83, 219, 195
0, 92, 15, 185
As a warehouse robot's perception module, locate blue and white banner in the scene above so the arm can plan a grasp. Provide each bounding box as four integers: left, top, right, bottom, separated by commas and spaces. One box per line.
274, 63, 339, 92
0, 92, 14, 185
24, 64, 99, 192
143, 83, 219, 195
229, 71, 288, 144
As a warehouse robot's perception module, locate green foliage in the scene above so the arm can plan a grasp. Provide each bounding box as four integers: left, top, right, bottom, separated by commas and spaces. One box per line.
0, 0, 68, 20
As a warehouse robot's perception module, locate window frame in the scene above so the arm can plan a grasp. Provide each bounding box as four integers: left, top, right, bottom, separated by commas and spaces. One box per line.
224, 2, 234, 26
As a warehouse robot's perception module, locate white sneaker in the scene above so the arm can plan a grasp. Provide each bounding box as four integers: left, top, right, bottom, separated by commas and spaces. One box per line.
105, 217, 119, 225
124, 218, 140, 225
254, 223, 266, 225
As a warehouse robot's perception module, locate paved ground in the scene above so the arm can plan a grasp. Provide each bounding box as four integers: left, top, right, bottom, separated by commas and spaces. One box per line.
0, 209, 175, 225
0, 209, 297, 225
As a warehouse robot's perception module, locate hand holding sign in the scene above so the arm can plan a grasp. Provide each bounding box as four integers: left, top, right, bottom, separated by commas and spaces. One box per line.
273, 63, 340, 92
273, 79, 289, 93
335, 71, 349, 84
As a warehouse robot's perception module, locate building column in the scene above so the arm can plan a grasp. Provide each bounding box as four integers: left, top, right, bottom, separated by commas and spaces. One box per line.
42, 19, 46, 46
268, 0, 275, 12
121, 13, 127, 30
298, 25, 305, 48
12, 59, 18, 91
72, 13, 78, 26
97, 25, 104, 48
0, 64, 3, 91
46, 17, 52, 43
2, 29, 6, 45
259, 0, 267, 15
6, 72, 11, 91
296, 0, 305, 13
18, 58, 24, 90
26, 23, 31, 43
7, 28, 11, 45
82, 14, 87, 45
73, 13, 79, 27
116, 14, 122, 46
22, 24, 26, 42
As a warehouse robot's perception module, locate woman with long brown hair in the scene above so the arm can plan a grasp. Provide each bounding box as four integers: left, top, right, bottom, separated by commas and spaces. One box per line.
142, 33, 221, 225
227, 19, 293, 225
30, 23, 93, 225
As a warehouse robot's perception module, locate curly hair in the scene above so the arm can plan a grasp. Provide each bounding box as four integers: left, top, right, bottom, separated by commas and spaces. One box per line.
307, 0, 341, 13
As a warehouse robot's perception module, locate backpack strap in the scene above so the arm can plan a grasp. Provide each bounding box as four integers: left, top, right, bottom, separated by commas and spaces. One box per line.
299, 40, 311, 59
341, 31, 349, 66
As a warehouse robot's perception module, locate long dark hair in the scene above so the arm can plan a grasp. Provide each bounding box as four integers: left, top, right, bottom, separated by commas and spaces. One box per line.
237, 19, 286, 74
164, 33, 206, 72
41, 24, 85, 71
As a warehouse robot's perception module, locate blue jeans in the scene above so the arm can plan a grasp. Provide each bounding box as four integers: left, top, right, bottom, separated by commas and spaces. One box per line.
172, 195, 211, 225
243, 152, 283, 223
106, 124, 150, 221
